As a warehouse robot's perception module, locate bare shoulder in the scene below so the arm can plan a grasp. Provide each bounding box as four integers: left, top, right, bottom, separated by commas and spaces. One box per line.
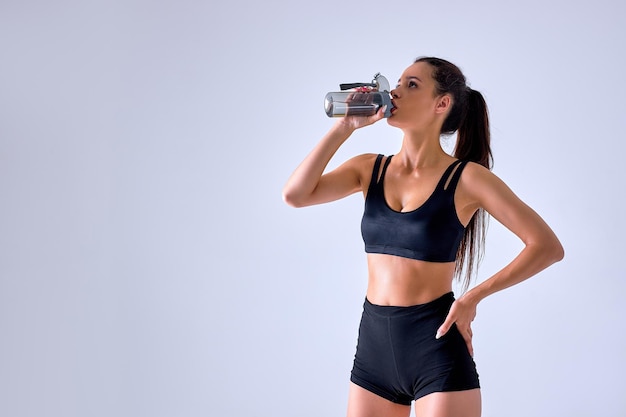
341, 152, 380, 186
455, 161, 525, 218
346, 152, 380, 169
459, 162, 511, 196
460, 161, 493, 179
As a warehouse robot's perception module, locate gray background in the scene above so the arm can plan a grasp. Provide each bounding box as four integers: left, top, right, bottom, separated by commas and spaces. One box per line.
1, 0, 625, 416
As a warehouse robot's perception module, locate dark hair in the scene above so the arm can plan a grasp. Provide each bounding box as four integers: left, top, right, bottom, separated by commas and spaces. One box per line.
415, 56, 493, 290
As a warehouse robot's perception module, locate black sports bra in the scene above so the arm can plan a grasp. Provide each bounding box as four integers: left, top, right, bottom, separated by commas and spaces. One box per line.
361, 154, 469, 262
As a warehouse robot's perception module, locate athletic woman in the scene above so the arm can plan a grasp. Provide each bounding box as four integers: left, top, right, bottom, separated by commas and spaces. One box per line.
282, 56, 564, 417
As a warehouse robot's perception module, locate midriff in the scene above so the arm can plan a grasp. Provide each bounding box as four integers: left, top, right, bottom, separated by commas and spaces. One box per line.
366, 253, 455, 306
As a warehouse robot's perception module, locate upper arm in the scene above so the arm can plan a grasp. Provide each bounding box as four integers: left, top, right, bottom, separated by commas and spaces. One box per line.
460, 163, 560, 247
298, 153, 377, 207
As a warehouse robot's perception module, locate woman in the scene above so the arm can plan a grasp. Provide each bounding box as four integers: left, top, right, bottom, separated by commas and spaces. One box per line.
282, 57, 564, 417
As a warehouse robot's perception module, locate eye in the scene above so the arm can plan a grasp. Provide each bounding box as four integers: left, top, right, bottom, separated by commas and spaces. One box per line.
395, 80, 419, 89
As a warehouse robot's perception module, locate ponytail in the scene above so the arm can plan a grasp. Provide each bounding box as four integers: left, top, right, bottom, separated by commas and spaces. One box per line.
454, 89, 492, 291
415, 57, 494, 291
456, 89, 492, 169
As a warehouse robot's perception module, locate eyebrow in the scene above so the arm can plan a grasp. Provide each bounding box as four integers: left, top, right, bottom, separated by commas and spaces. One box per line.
397, 76, 422, 83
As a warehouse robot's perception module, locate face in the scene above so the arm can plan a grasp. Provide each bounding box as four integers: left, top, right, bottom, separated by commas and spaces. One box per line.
387, 61, 450, 130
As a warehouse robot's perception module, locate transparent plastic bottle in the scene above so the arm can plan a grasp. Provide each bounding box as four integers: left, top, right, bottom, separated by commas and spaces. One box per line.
324, 73, 393, 118
324, 91, 392, 117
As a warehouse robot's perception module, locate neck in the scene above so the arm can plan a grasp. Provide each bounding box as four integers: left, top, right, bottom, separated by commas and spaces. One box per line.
396, 129, 449, 169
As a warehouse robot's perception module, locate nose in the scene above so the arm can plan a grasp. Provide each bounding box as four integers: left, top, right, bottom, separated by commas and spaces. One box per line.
390, 88, 399, 99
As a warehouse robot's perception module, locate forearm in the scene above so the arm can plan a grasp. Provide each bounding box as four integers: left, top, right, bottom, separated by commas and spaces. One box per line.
282, 122, 355, 206
465, 238, 564, 305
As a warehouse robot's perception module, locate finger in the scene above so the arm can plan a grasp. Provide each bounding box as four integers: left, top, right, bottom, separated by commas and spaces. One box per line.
436, 316, 453, 339
375, 105, 386, 119
435, 324, 449, 339
366, 106, 386, 124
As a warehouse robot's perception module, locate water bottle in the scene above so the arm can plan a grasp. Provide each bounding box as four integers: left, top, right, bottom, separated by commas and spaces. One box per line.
324, 73, 393, 118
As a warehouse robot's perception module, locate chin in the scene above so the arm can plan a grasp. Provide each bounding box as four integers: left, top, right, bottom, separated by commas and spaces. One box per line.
386, 115, 401, 128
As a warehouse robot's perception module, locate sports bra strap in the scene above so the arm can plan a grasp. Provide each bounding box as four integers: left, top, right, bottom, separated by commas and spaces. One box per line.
370, 156, 467, 192
370, 154, 384, 186
379, 155, 393, 184
441, 160, 469, 193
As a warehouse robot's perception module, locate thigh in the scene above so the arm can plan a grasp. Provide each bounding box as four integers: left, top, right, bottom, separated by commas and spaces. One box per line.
414, 389, 481, 417
346, 382, 411, 417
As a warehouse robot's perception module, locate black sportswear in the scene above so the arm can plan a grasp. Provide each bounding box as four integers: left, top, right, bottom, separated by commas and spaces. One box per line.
361, 155, 469, 262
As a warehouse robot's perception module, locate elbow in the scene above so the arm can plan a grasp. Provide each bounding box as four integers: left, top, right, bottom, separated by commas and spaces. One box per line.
282, 187, 306, 208
544, 236, 565, 265
528, 235, 564, 267
552, 239, 565, 263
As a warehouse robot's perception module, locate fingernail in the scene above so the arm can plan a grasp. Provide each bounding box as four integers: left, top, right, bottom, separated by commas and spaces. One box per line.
435, 330, 441, 339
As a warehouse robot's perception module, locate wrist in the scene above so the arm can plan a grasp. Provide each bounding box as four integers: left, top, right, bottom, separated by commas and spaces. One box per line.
463, 287, 485, 306
332, 119, 356, 135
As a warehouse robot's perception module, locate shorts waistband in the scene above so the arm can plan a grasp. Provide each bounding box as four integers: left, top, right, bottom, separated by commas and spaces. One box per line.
363, 292, 455, 318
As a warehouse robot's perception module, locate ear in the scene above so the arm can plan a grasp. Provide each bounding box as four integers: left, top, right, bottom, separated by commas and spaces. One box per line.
435, 94, 452, 114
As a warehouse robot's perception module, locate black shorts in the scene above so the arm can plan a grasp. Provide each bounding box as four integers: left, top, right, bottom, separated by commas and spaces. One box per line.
350, 292, 480, 405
